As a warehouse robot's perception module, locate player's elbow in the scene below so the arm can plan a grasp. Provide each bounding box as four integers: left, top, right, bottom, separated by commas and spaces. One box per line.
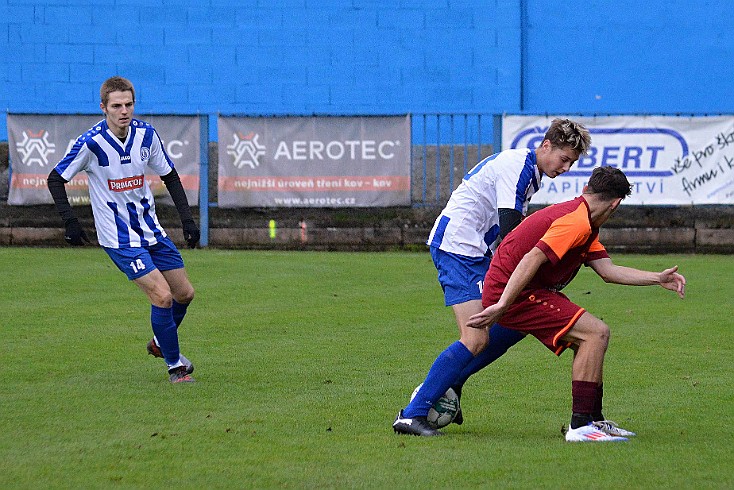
593, 265, 618, 284
47, 169, 66, 187
598, 272, 615, 284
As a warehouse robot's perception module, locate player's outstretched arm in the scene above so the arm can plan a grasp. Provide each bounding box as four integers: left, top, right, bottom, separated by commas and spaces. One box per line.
589, 258, 686, 299
467, 247, 547, 329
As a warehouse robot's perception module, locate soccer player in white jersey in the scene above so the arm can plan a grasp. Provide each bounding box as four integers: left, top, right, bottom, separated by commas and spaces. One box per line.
47, 76, 200, 384
394, 119, 591, 436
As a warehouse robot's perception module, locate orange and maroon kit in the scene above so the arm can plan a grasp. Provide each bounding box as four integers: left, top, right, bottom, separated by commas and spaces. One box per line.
482, 196, 609, 355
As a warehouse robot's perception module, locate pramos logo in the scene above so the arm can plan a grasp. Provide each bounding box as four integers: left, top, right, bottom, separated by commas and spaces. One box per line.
108, 175, 144, 192
510, 126, 688, 177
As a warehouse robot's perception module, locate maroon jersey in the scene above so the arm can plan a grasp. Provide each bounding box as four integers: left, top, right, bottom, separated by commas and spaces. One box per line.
484, 196, 609, 301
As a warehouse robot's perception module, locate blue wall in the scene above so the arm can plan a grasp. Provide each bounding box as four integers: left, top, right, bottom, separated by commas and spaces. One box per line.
1, 0, 733, 142
523, 1, 734, 115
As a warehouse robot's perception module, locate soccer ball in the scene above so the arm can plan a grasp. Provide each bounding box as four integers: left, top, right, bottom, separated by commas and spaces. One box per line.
410, 384, 460, 429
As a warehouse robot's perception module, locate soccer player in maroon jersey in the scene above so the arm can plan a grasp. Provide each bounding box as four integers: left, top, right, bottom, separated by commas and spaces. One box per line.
467, 166, 686, 441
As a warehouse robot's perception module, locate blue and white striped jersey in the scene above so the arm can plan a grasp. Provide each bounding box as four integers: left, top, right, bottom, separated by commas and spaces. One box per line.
427, 148, 542, 257
54, 118, 174, 249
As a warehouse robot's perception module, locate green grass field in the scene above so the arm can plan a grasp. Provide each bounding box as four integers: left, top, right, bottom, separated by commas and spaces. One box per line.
0, 248, 731, 488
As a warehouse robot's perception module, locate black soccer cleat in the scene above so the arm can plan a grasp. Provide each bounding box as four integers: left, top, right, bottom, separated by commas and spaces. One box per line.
451, 386, 463, 425
392, 410, 443, 436
148, 338, 194, 375
168, 365, 195, 384
452, 406, 464, 426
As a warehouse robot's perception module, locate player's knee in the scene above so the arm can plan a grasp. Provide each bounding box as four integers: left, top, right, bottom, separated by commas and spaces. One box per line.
595, 322, 611, 349
176, 286, 195, 304
460, 332, 489, 355
150, 289, 174, 308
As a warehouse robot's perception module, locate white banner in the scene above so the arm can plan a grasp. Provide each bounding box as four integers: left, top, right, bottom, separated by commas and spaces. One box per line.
7, 114, 200, 206
503, 115, 734, 205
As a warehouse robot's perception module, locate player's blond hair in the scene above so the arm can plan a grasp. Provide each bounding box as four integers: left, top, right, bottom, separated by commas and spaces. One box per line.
543, 118, 591, 155
100, 76, 135, 106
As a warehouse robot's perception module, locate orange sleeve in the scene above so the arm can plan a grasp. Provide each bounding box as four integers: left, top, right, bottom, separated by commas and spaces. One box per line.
538, 205, 592, 261
586, 235, 608, 261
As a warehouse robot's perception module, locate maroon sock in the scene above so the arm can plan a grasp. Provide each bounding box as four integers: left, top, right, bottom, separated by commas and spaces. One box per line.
571, 380, 598, 428
592, 383, 604, 421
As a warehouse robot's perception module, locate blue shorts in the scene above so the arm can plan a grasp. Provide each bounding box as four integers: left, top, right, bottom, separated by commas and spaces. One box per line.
430, 246, 490, 306
104, 236, 185, 280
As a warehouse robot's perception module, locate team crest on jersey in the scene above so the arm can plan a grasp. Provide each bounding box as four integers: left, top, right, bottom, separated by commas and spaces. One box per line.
108, 175, 144, 192
140, 146, 150, 161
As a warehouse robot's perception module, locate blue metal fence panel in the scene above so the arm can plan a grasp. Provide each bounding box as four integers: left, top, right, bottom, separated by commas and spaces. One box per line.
411, 113, 498, 207
198, 114, 210, 247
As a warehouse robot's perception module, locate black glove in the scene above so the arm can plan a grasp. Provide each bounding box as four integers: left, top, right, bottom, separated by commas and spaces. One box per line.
64, 218, 90, 246
182, 219, 200, 249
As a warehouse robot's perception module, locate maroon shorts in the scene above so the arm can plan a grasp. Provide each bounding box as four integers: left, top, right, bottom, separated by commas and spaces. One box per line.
496, 289, 585, 356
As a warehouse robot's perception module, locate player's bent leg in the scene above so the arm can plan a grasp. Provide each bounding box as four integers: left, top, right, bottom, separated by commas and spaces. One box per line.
161, 268, 195, 305
447, 301, 512, 426
561, 312, 610, 384
161, 269, 194, 330
135, 271, 194, 380
149, 304, 180, 365
452, 324, 525, 425
402, 341, 474, 417
562, 312, 624, 435
454, 323, 526, 390
134, 269, 174, 308
158, 269, 196, 372
453, 300, 489, 355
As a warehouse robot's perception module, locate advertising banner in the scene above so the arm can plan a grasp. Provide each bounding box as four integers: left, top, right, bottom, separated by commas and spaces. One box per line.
217, 115, 411, 207
7, 114, 200, 205
503, 115, 734, 205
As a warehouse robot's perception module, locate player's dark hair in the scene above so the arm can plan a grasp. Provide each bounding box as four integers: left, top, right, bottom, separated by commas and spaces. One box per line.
544, 118, 591, 155
586, 166, 633, 200
100, 76, 135, 106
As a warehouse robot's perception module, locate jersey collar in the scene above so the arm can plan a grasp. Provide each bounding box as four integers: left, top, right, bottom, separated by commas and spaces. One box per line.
100, 119, 137, 156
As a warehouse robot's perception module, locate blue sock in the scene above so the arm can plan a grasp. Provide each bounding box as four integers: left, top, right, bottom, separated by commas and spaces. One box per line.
151, 305, 180, 366
403, 341, 474, 418
171, 300, 189, 328
453, 324, 525, 393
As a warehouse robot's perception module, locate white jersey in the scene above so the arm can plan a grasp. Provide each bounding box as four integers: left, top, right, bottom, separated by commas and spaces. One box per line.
427, 148, 542, 257
54, 118, 174, 249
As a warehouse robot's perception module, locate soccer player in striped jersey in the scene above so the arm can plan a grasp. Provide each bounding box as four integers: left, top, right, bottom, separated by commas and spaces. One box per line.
47, 76, 199, 384
467, 166, 686, 441
394, 119, 591, 436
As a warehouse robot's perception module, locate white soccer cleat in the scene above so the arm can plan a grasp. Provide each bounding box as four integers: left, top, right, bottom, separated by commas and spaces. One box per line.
565, 423, 628, 442
593, 420, 636, 437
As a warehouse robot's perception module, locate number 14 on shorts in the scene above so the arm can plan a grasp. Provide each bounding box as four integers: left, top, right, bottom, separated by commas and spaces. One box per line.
130, 258, 146, 274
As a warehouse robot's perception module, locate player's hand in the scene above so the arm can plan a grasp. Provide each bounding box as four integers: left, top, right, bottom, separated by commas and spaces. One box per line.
64, 218, 90, 246
660, 265, 686, 299
466, 304, 505, 329
182, 219, 200, 249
